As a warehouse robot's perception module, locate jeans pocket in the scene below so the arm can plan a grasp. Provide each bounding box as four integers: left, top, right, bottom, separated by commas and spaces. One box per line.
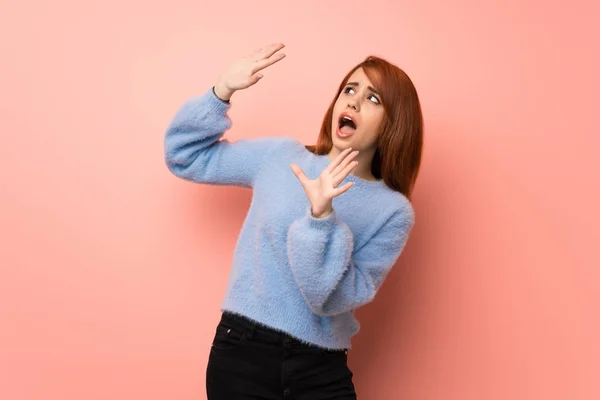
211, 322, 246, 351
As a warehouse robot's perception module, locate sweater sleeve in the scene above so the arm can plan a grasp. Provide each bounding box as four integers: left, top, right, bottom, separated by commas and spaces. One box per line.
286, 204, 414, 316
164, 88, 280, 188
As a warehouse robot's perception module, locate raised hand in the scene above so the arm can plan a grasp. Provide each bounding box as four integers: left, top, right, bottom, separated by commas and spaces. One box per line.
214, 43, 286, 101
290, 148, 360, 219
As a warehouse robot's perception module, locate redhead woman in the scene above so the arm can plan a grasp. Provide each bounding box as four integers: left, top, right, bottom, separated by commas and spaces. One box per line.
164, 42, 423, 400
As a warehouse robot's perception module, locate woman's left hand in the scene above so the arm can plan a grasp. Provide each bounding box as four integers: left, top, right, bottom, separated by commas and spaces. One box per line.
290, 148, 359, 219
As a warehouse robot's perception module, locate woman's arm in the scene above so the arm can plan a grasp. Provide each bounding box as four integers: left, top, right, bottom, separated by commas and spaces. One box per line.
165, 42, 286, 187
164, 87, 281, 188
286, 205, 414, 316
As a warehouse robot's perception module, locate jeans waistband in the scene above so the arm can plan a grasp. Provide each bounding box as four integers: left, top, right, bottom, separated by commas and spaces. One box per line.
220, 311, 347, 352
221, 311, 290, 342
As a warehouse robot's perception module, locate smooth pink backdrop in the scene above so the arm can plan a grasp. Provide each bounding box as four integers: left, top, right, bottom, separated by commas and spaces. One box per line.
1, 1, 598, 399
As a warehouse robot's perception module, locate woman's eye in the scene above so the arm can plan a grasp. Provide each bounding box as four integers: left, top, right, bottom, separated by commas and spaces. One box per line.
344, 86, 380, 104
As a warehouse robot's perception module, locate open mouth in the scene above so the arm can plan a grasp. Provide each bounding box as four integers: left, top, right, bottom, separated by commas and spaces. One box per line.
338, 115, 357, 137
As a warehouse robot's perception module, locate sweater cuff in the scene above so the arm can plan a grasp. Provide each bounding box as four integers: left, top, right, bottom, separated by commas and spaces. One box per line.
306, 205, 337, 231
203, 87, 231, 113
212, 86, 231, 104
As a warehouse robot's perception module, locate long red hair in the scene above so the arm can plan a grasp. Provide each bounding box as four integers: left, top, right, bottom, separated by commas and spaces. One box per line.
306, 56, 424, 199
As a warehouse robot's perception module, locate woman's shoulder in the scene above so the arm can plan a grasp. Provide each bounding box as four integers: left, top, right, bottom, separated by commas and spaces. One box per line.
275, 136, 308, 151
260, 136, 315, 160
257, 135, 304, 151
371, 188, 415, 229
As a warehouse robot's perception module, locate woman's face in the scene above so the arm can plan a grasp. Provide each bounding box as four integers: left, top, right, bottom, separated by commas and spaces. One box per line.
330, 67, 386, 155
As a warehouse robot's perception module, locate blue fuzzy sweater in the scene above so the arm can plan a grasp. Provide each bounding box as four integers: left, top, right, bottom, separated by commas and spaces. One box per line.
164, 88, 415, 350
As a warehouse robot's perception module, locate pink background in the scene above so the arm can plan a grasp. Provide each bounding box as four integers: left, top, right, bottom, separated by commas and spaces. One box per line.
1, 1, 598, 399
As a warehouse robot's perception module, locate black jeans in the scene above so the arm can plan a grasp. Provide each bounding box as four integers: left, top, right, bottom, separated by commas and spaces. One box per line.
206, 312, 357, 400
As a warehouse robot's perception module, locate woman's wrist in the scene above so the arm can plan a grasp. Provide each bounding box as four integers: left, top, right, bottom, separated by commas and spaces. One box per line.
311, 207, 333, 219
213, 83, 233, 102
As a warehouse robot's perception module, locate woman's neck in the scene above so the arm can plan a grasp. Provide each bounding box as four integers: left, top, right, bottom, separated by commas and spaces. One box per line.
327, 147, 377, 181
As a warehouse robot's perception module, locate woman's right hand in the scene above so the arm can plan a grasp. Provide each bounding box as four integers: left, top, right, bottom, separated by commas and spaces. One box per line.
214, 42, 286, 101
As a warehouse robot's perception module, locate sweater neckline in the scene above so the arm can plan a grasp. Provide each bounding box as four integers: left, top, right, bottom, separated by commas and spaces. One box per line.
316, 154, 385, 187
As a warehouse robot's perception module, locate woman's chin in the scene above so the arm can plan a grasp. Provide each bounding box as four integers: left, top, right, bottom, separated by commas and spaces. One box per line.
332, 137, 350, 150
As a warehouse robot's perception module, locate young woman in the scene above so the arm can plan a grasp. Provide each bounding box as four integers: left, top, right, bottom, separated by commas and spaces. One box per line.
164, 42, 423, 400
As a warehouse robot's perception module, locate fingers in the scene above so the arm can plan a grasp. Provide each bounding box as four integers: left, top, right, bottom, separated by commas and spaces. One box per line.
261, 42, 285, 59
252, 42, 285, 60
252, 52, 286, 73
248, 73, 263, 84
333, 160, 358, 187
331, 150, 359, 177
333, 181, 355, 197
290, 163, 307, 185
326, 148, 354, 174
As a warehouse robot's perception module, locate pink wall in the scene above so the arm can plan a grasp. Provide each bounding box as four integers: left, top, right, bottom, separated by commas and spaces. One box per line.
1, 1, 598, 399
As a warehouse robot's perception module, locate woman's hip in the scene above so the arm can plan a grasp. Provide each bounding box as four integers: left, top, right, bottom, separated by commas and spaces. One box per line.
206, 311, 356, 399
